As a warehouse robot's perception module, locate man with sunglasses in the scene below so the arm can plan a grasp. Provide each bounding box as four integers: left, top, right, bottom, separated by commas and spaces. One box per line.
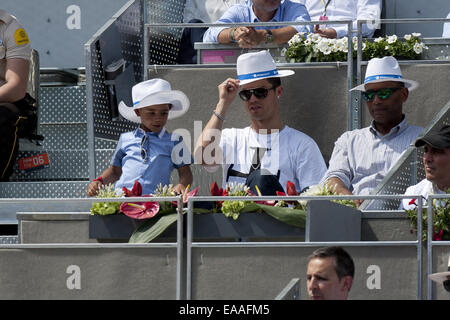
195, 50, 326, 195
321, 56, 424, 206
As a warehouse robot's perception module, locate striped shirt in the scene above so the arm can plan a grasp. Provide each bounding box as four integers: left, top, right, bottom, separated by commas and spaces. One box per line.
321, 117, 424, 195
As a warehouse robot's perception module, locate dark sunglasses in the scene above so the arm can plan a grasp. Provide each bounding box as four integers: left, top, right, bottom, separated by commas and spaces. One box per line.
362, 87, 403, 101
444, 279, 450, 292
239, 86, 277, 101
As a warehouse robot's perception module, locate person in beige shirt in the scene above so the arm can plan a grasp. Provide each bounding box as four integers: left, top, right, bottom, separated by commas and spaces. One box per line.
0, 9, 31, 180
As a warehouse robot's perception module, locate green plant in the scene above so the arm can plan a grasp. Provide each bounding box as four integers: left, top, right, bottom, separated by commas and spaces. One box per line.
405, 191, 450, 241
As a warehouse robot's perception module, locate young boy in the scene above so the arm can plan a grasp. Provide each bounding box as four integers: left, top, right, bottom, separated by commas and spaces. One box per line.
88, 78, 193, 196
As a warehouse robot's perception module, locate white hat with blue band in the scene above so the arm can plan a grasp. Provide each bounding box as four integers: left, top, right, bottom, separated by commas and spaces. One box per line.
118, 78, 189, 123
237, 50, 294, 86
351, 56, 418, 92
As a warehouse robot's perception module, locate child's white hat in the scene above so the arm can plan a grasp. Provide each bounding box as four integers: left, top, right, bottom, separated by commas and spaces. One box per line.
119, 78, 190, 122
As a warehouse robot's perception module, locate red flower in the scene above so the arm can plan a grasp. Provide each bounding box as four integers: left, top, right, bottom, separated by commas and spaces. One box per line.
433, 229, 443, 241
122, 180, 142, 197
210, 182, 226, 208
247, 189, 275, 206
408, 198, 417, 206
183, 186, 200, 204
210, 181, 224, 197
120, 195, 160, 220
286, 181, 298, 196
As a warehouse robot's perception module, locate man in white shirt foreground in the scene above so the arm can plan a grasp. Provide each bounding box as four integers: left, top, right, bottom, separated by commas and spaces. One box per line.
401, 125, 450, 210
195, 50, 326, 195
321, 56, 423, 206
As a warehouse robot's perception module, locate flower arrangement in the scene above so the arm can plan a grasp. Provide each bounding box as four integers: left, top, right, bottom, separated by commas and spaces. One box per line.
405, 191, 450, 241
90, 180, 200, 243
90, 183, 123, 215
283, 32, 427, 63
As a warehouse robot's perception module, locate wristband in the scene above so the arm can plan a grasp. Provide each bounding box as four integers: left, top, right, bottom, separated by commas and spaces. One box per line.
230, 27, 236, 42
213, 110, 226, 122
93, 176, 104, 184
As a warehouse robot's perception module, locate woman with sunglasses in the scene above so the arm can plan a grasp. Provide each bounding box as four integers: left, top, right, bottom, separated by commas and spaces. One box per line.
320, 56, 424, 206
195, 50, 326, 196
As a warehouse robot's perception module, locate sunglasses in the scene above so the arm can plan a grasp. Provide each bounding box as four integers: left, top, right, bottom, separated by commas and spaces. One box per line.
239, 86, 277, 101
141, 135, 148, 161
444, 279, 450, 292
362, 87, 403, 101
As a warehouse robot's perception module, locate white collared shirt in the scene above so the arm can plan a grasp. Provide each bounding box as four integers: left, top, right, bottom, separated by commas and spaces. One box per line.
321, 118, 424, 195
292, 0, 382, 38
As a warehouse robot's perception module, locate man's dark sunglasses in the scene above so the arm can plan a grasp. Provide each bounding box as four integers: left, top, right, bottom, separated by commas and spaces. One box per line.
362, 87, 403, 102
239, 86, 277, 101
444, 279, 450, 292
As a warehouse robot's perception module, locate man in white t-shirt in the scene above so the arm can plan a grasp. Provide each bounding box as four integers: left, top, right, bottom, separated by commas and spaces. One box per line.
195, 50, 326, 195
401, 125, 450, 210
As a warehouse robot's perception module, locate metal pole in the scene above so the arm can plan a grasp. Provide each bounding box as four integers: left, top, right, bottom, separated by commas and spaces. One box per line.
176, 196, 183, 300
427, 195, 433, 300
347, 21, 354, 131
186, 199, 194, 300
417, 197, 422, 300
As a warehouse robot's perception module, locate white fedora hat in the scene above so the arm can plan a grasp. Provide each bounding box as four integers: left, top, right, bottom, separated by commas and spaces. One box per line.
118, 78, 190, 123
237, 50, 294, 86
429, 256, 450, 285
351, 56, 418, 92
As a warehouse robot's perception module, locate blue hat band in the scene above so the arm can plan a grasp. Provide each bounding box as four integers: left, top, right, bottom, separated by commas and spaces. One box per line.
364, 74, 402, 83
238, 69, 279, 81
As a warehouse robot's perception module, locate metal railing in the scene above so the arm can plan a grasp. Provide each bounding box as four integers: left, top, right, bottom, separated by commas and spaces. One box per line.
185, 193, 424, 300
426, 194, 450, 300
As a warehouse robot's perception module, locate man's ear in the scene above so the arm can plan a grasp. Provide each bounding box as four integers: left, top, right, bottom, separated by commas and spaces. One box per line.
134, 109, 140, 117
341, 276, 353, 292
401, 87, 409, 103
276, 85, 283, 98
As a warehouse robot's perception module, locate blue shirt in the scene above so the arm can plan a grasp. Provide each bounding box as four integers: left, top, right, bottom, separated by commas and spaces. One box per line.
111, 127, 192, 195
203, 0, 311, 43
320, 117, 424, 195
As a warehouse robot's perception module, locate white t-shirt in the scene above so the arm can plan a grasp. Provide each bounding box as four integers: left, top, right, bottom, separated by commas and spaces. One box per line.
401, 179, 447, 210
218, 125, 327, 193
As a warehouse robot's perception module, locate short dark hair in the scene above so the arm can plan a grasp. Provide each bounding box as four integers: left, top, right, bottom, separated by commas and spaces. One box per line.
308, 246, 355, 279
266, 77, 281, 88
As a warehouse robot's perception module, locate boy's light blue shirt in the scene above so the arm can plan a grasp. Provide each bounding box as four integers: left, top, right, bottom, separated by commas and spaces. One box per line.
111, 127, 192, 195
203, 0, 311, 42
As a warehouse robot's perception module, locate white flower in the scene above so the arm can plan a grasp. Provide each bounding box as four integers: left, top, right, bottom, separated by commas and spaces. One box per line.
387, 35, 398, 44
412, 32, 421, 37
288, 34, 302, 45
304, 38, 312, 46
374, 37, 384, 43
385, 45, 391, 50
334, 40, 345, 52
311, 33, 321, 43
413, 42, 423, 54
404, 34, 412, 40
352, 36, 358, 44
280, 48, 287, 56
321, 47, 332, 55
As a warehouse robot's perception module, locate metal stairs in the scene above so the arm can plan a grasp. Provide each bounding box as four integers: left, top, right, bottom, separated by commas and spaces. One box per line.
0, 70, 116, 228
